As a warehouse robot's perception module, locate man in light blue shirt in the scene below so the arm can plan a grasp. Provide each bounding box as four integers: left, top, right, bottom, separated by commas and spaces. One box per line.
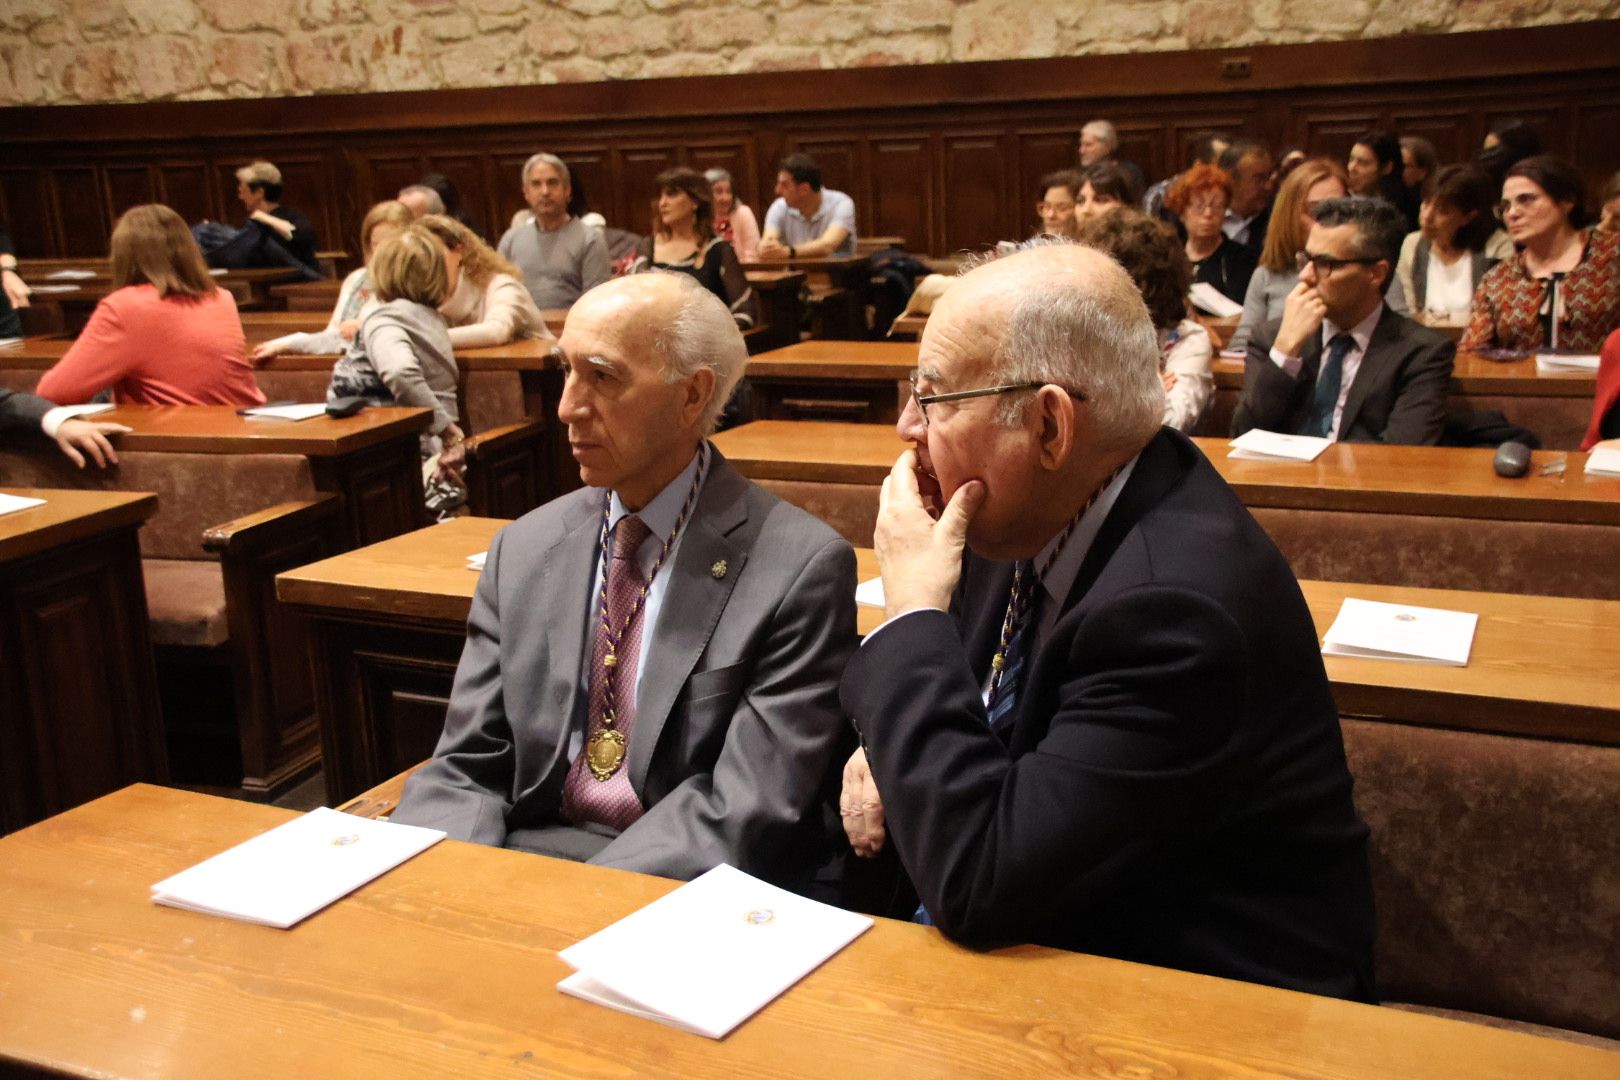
758, 153, 858, 259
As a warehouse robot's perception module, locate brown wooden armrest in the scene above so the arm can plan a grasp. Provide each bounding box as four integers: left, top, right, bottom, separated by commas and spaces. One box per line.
463, 418, 546, 460
202, 494, 345, 556
462, 420, 547, 519
339, 761, 428, 819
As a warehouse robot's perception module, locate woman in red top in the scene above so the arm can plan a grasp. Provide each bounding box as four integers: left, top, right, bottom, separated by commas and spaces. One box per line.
36, 204, 264, 407
1461, 155, 1620, 355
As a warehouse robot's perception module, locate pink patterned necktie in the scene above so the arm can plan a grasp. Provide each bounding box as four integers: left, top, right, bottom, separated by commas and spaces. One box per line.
561, 514, 653, 832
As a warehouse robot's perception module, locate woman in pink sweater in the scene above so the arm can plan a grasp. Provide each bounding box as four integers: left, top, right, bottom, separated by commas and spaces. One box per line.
36, 204, 264, 407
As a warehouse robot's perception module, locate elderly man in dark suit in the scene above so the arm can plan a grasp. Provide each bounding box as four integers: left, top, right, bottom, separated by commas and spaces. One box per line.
393, 273, 856, 889
1234, 197, 1455, 444
838, 239, 1376, 1001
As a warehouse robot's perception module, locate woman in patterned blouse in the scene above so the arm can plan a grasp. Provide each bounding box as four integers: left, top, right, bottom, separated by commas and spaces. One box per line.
1462, 155, 1620, 354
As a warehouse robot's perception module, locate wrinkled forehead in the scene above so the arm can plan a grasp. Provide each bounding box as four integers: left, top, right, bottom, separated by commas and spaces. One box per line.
918, 278, 1022, 386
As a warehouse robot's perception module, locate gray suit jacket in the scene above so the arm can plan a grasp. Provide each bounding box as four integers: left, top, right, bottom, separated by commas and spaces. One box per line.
0, 388, 51, 435
393, 449, 858, 887
1232, 305, 1455, 445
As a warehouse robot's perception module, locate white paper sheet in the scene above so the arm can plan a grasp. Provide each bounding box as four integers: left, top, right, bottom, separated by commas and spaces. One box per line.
28, 284, 81, 294
854, 577, 885, 608
150, 807, 444, 928
52, 403, 116, 419
0, 337, 21, 349
44, 269, 97, 280
466, 550, 487, 571
1228, 429, 1331, 462
1584, 447, 1620, 478
1321, 597, 1478, 666
1189, 282, 1243, 318
241, 403, 330, 422
1534, 353, 1600, 374
0, 493, 46, 517
558, 863, 872, 1039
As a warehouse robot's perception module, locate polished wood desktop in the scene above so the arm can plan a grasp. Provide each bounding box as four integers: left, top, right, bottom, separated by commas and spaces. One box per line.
746, 340, 914, 422
744, 256, 870, 341
0, 784, 1612, 1079
0, 490, 166, 833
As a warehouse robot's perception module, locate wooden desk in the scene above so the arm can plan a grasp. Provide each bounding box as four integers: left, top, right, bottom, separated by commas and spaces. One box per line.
744, 256, 870, 341
0, 490, 166, 833
270, 278, 342, 311
21, 270, 294, 328
745, 269, 808, 352
746, 340, 914, 422
711, 420, 1620, 600
1, 785, 1612, 1079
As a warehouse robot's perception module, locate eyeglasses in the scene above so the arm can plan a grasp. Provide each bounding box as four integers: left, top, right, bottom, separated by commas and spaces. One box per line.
1495, 192, 1546, 219
1295, 251, 1381, 276
908, 374, 1084, 426
1036, 201, 1076, 214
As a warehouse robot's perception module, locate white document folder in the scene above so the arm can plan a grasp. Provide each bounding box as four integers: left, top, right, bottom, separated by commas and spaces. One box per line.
1189, 282, 1243, 318
1584, 447, 1620, 478
854, 576, 885, 608
558, 863, 873, 1039
1321, 597, 1478, 666
150, 807, 444, 928
0, 493, 46, 517
1228, 429, 1332, 462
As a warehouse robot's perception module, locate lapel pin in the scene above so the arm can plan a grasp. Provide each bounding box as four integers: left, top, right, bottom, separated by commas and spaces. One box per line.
710, 559, 728, 580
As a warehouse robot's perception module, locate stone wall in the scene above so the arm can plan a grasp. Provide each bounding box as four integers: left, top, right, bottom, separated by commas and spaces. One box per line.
3, 0, 1617, 106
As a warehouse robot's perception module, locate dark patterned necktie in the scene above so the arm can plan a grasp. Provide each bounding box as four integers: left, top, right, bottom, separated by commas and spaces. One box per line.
1303, 333, 1355, 438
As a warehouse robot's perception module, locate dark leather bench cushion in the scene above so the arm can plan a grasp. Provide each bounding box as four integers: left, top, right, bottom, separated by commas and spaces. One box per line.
1343, 718, 1620, 1040
143, 558, 227, 648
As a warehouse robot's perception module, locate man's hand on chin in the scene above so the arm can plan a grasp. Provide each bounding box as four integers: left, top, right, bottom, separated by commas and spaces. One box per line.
875, 449, 984, 621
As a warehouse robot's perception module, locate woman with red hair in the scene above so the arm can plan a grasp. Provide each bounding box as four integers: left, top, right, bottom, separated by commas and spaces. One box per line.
1166, 162, 1256, 305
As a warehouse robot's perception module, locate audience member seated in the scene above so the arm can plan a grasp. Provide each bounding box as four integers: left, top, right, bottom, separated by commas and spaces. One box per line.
1142, 129, 1229, 223
1462, 155, 1620, 355
392, 273, 856, 888
1217, 140, 1277, 257
1475, 119, 1543, 192
1394, 165, 1501, 326
195, 161, 323, 280
1077, 211, 1212, 433
1400, 135, 1439, 201
1582, 327, 1620, 450
419, 171, 485, 240
497, 153, 612, 309
1077, 118, 1144, 203
1348, 131, 1416, 230
838, 239, 1375, 1001
706, 167, 760, 262
1235, 197, 1454, 445
417, 213, 551, 346
397, 184, 445, 219
326, 226, 466, 504
759, 153, 857, 259
252, 199, 412, 361
1230, 158, 1350, 353
1599, 171, 1620, 235
1076, 163, 1133, 220
1166, 162, 1256, 305
37, 204, 264, 408
1276, 146, 1307, 182
1034, 169, 1083, 240
0, 223, 27, 339
0, 386, 129, 468
629, 168, 755, 330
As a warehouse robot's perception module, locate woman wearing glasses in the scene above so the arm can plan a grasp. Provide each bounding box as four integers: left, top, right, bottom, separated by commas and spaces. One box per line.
1228, 158, 1350, 353
1034, 170, 1083, 240
1461, 155, 1620, 354
1165, 162, 1256, 304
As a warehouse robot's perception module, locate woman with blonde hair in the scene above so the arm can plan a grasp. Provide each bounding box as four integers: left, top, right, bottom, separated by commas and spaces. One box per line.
252, 199, 412, 360
37, 203, 263, 406
1228, 158, 1350, 353
414, 213, 549, 347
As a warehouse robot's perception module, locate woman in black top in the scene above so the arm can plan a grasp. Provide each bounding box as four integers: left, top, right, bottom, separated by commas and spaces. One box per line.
1165, 162, 1256, 305
631, 167, 755, 329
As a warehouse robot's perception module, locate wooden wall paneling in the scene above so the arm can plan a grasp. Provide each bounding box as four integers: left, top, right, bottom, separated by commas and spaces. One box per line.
1572, 104, 1620, 199
0, 170, 52, 256
1299, 112, 1384, 168
103, 165, 156, 222
156, 162, 215, 227
1015, 129, 1079, 241
685, 139, 759, 222
942, 132, 1010, 254
491, 150, 533, 238
615, 144, 681, 232
51, 168, 109, 256
1113, 125, 1160, 189
1388, 111, 1475, 171
425, 152, 497, 241
867, 135, 933, 253
357, 152, 430, 212
559, 148, 611, 227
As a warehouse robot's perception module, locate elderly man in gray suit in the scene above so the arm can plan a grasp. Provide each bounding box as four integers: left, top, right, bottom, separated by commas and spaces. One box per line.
393, 272, 857, 888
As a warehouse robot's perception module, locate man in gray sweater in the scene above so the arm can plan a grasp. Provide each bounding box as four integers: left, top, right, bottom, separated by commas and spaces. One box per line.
497, 153, 612, 310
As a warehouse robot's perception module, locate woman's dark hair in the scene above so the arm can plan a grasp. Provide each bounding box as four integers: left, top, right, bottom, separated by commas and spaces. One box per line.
1425, 164, 1497, 252
418, 172, 462, 215
1476, 120, 1545, 191
652, 167, 715, 242
1083, 162, 1137, 206
1504, 154, 1589, 229
1037, 168, 1083, 201
1074, 208, 1191, 331
1354, 130, 1406, 206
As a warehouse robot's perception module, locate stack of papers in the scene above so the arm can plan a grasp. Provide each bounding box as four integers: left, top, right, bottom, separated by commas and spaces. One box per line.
1321, 597, 1478, 666
558, 863, 872, 1038
1535, 353, 1600, 375
1228, 429, 1331, 462
45, 269, 97, 281
466, 550, 487, 571
150, 807, 444, 928
1585, 447, 1620, 477
0, 493, 46, 517
241, 403, 330, 422
1189, 282, 1243, 318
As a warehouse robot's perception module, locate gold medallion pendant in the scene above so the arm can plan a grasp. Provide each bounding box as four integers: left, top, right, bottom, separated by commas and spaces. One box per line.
587, 729, 627, 780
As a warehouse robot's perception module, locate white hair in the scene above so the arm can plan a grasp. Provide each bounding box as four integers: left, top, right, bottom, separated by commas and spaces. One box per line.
967, 237, 1164, 452
651, 272, 748, 436
234, 160, 281, 187
397, 185, 445, 214
1082, 119, 1119, 152
521, 152, 571, 189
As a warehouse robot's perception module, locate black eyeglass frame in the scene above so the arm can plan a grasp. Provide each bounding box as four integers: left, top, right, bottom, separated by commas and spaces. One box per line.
1295, 250, 1383, 276
908, 375, 1087, 424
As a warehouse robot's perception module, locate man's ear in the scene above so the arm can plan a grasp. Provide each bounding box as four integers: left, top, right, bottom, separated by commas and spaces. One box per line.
1034, 384, 1077, 471
684, 367, 717, 427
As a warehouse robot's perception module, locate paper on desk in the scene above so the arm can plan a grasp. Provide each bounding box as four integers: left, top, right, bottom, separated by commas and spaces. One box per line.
150, 806, 444, 928
241, 402, 329, 422
1189, 282, 1243, 318
28, 284, 81, 294
1218, 346, 1246, 359
45, 269, 97, 280
0, 337, 25, 349
466, 550, 487, 571
52, 403, 116, 419
1534, 353, 1600, 374
855, 577, 885, 608
0, 493, 46, 517
1228, 429, 1331, 462
209, 267, 229, 276
1584, 447, 1620, 477
558, 863, 872, 1039
1321, 597, 1478, 666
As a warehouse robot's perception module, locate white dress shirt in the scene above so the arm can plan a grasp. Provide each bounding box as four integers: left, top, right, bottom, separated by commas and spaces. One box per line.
1269, 303, 1383, 441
